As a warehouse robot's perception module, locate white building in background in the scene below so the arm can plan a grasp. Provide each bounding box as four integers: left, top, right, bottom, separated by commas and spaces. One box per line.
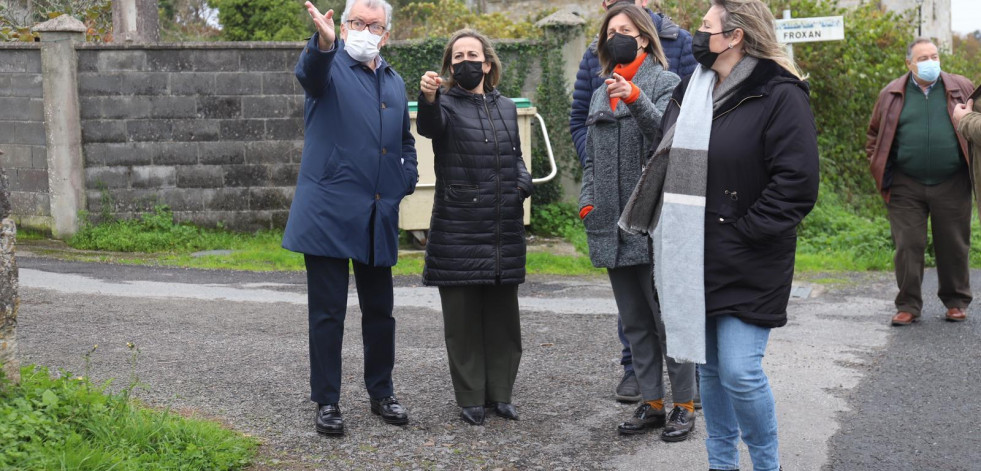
838, 0, 952, 49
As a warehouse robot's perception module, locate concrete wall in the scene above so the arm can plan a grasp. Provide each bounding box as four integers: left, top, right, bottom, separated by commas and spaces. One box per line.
0, 33, 564, 233
0, 44, 49, 230
76, 43, 304, 231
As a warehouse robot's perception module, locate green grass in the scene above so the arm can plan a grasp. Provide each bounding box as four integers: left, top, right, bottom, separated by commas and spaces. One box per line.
12, 227, 46, 241
59, 205, 604, 275
52, 197, 981, 276
0, 365, 258, 470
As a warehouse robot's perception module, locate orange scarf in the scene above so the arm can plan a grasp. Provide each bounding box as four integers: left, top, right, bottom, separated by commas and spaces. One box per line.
609, 52, 647, 111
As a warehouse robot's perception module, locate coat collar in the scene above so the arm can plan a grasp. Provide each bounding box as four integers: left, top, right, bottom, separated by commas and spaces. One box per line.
336, 39, 391, 72
672, 59, 809, 117
886, 71, 966, 101
446, 85, 501, 104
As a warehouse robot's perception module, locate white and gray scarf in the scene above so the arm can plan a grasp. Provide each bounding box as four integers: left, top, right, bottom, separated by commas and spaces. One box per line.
619, 56, 758, 363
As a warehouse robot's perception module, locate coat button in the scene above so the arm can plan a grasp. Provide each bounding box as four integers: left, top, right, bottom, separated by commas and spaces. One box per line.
719, 217, 724, 222
381, 102, 387, 109
381, 148, 387, 154
375, 193, 381, 200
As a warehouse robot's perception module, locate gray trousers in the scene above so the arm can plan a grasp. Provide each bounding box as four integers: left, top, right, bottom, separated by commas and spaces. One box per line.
887, 171, 973, 316
608, 265, 695, 403
438, 284, 522, 407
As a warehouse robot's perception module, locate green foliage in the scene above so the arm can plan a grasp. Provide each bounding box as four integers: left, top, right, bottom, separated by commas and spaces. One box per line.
394, 0, 540, 40
158, 0, 223, 42
796, 187, 894, 271
529, 202, 579, 237
69, 205, 240, 253
0, 364, 257, 470
1, 0, 112, 42
765, 0, 912, 212
211, 0, 309, 41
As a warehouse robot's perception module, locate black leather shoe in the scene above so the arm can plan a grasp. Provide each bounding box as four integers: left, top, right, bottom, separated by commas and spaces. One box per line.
661, 406, 695, 442
315, 403, 344, 436
617, 403, 666, 435
370, 396, 409, 425
489, 402, 519, 420
460, 405, 485, 425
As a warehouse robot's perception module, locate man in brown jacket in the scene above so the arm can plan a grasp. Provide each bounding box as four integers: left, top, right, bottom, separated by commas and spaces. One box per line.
866, 38, 975, 326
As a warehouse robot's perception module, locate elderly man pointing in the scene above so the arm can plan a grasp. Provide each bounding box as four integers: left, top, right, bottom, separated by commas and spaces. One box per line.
283, 0, 418, 436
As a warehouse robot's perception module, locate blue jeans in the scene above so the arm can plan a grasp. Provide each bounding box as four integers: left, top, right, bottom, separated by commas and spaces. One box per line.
700, 315, 778, 471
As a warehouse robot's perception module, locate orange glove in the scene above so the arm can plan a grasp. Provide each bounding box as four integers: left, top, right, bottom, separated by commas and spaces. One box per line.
579, 205, 594, 220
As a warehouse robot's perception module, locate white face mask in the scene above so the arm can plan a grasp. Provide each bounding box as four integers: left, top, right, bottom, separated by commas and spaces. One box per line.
345, 28, 382, 63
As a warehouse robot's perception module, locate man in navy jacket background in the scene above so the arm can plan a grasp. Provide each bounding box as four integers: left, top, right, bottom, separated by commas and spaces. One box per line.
568, 0, 695, 403
283, 0, 418, 436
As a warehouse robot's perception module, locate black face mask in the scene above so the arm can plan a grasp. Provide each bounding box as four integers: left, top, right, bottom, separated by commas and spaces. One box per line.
692, 30, 734, 69
605, 32, 641, 66
452, 60, 485, 91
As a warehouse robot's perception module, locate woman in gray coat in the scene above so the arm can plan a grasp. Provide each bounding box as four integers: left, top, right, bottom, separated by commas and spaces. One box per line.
578, 3, 696, 442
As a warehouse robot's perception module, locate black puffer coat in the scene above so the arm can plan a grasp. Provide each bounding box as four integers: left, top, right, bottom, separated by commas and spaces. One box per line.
416, 86, 533, 286
662, 59, 819, 328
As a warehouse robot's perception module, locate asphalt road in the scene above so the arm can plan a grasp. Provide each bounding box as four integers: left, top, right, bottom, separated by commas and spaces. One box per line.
12, 254, 981, 470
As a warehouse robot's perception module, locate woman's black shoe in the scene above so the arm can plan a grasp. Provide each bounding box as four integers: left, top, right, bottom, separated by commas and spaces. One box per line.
460, 406, 485, 425
489, 402, 519, 420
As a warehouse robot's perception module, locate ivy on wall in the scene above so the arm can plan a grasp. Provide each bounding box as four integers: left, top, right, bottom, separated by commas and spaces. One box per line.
385, 35, 575, 205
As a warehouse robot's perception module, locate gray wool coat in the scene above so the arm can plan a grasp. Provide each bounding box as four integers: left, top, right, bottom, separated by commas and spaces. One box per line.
579, 57, 679, 268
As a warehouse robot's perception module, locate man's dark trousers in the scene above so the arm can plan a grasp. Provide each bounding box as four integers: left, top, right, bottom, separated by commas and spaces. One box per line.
305, 254, 395, 405
887, 171, 973, 316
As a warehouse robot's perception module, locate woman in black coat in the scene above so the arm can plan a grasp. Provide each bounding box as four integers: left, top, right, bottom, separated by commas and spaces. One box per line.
416, 29, 533, 426
621, 0, 818, 469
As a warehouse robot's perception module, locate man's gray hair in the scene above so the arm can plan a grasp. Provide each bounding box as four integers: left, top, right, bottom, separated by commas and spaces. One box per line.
906, 37, 935, 60
341, 0, 394, 32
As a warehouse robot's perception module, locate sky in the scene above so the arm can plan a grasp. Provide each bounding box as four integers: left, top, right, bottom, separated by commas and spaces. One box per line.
951, 0, 981, 34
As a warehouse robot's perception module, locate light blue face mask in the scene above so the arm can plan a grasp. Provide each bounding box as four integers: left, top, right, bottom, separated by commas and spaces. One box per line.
915, 59, 941, 82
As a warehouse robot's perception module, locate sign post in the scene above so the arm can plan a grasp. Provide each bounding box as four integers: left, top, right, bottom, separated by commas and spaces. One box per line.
774, 11, 846, 63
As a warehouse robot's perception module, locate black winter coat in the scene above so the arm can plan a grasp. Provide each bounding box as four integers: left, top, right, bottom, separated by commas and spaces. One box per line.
661, 59, 819, 328
416, 86, 533, 286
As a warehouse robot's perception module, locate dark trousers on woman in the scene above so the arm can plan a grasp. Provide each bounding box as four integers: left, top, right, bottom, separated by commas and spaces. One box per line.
887, 171, 973, 316
608, 265, 695, 403
305, 254, 396, 406
438, 284, 522, 407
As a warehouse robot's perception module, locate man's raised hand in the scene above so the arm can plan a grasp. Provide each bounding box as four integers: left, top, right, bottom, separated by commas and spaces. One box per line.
305, 2, 335, 50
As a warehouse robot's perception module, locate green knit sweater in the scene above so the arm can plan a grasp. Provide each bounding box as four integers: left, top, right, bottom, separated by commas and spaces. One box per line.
892, 78, 965, 185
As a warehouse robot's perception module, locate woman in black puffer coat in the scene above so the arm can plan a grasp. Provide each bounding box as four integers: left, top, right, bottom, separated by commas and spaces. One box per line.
416, 29, 533, 427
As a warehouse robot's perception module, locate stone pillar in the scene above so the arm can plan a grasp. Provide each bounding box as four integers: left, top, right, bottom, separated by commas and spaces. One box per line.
112, 0, 161, 43
535, 8, 588, 96
32, 15, 86, 239
536, 8, 587, 203
0, 151, 19, 384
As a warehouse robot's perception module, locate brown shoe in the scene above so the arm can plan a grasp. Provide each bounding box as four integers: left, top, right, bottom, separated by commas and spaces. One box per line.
891, 311, 917, 326
946, 307, 967, 322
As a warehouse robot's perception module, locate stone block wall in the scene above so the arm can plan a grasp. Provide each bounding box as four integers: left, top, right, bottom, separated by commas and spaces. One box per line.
0, 44, 49, 230
76, 43, 304, 231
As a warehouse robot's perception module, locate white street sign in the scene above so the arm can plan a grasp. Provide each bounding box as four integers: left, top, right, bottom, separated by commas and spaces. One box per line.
775, 16, 845, 43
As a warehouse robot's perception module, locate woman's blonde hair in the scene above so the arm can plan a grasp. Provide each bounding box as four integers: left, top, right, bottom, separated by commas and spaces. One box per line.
596, 4, 668, 76
712, 0, 804, 79
440, 29, 502, 93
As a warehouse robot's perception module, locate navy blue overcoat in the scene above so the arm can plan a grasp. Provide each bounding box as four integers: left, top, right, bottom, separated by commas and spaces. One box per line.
282, 33, 418, 267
